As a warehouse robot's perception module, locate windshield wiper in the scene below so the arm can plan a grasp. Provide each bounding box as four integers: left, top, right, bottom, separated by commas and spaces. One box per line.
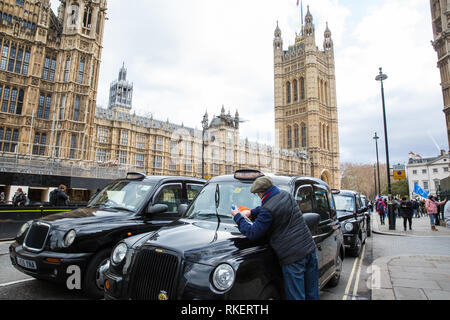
106, 206, 135, 213
195, 213, 232, 219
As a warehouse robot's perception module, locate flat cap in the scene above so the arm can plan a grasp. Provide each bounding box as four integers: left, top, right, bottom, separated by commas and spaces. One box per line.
250, 176, 274, 194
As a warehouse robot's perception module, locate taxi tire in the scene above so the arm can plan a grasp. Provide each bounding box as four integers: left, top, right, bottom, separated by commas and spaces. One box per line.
349, 236, 362, 257
83, 248, 112, 299
326, 254, 342, 288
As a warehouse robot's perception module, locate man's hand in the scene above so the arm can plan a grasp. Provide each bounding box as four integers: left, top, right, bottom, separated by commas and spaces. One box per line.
231, 204, 240, 217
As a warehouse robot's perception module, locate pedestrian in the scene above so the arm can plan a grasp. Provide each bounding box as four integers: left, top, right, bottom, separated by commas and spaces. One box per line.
0, 192, 5, 204
12, 188, 27, 207
393, 197, 400, 220
444, 200, 450, 229
425, 195, 447, 231
419, 200, 426, 217
231, 176, 320, 300
50, 185, 69, 207
384, 198, 389, 221
412, 198, 420, 218
399, 197, 413, 231
376, 198, 386, 225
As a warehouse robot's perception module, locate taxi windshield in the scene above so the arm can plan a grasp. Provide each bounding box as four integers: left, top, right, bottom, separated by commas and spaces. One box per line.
88, 181, 155, 213
334, 194, 355, 216
185, 182, 262, 221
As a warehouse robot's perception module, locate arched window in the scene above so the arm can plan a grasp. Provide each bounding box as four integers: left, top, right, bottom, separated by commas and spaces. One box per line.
294, 124, 300, 148
324, 82, 328, 105
317, 77, 321, 102
293, 79, 298, 102
323, 125, 326, 149
321, 80, 325, 104
300, 77, 305, 100
287, 125, 292, 149
83, 6, 92, 29
327, 126, 330, 150
301, 123, 307, 148
96, 12, 102, 35
286, 82, 291, 104
69, 4, 80, 26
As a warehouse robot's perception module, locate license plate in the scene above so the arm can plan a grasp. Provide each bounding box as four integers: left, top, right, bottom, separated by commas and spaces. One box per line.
17, 257, 37, 271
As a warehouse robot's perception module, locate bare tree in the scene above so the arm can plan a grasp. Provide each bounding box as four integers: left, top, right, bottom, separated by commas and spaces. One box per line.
341, 162, 388, 200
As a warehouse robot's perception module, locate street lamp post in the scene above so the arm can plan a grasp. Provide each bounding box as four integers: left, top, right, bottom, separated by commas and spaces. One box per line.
373, 164, 377, 202
373, 132, 381, 197
376, 67, 395, 230
201, 112, 209, 180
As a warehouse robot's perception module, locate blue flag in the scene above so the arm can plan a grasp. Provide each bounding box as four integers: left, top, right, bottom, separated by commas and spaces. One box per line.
413, 183, 429, 199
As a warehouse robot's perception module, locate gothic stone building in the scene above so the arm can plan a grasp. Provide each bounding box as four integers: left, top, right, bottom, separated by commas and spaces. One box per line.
273, 6, 340, 188
430, 0, 450, 150
0, 0, 107, 202
94, 64, 310, 182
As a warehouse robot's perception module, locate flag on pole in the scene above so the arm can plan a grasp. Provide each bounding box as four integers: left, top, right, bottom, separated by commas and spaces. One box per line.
297, 0, 304, 29
413, 183, 429, 199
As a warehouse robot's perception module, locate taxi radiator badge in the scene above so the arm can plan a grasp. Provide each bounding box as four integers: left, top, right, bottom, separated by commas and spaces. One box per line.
158, 290, 168, 300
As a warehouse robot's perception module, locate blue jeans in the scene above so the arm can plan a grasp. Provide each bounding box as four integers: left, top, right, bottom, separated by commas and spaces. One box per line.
429, 214, 438, 226
282, 251, 320, 300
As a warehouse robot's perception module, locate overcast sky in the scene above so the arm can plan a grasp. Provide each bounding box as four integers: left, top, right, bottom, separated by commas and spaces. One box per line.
51, 0, 448, 165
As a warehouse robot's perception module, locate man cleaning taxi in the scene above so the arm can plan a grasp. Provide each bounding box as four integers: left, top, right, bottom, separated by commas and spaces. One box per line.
231, 176, 320, 300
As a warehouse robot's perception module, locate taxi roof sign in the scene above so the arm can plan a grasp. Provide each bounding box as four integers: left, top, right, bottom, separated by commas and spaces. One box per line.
234, 169, 264, 181
126, 172, 146, 181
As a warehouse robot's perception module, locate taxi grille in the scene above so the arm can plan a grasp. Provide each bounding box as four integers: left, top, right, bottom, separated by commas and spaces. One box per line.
130, 248, 180, 300
24, 223, 50, 251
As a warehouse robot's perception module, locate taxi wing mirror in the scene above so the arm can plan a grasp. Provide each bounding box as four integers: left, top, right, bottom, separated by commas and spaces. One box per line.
357, 206, 368, 214
147, 204, 168, 215
178, 204, 188, 216
303, 213, 321, 231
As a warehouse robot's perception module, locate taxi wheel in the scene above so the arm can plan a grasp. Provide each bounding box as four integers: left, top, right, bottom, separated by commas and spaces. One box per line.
349, 236, 362, 257
326, 254, 342, 288
83, 248, 112, 300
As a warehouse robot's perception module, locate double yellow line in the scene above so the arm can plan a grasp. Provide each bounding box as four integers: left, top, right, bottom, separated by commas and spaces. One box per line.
342, 243, 366, 300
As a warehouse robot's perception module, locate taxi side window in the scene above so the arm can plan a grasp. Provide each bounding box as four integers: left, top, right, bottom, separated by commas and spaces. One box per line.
314, 189, 330, 221
295, 186, 313, 214
154, 184, 182, 214
187, 184, 203, 202
356, 196, 362, 211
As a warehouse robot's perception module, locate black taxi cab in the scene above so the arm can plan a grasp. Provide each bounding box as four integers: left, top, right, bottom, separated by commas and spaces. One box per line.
332, 189, 370, 257
9, 173, 205, 299
104, 169, 344, 300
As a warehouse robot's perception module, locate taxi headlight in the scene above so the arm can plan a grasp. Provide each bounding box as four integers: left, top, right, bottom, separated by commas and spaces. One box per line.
64, 230, 76, 247
212, 264, 235, 291
111, 243, 128, 265
17, 222, 31, 238
344, 223, 354, 232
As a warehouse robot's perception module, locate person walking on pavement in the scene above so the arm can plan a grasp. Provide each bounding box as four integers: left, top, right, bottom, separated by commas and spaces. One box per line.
383, 198, 389, 221
425, 195, 447, 231
12, 188, 27, 207
444, 200, 450, 229
376, 197, 387, 225
231, 176, 320, 300
399, 197, 414, 231
419, 199, 426, 217
412, 198, 420, 218
50, 185, 69, 207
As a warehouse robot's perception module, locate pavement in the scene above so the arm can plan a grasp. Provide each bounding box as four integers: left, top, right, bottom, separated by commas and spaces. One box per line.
371, 212, 450, 300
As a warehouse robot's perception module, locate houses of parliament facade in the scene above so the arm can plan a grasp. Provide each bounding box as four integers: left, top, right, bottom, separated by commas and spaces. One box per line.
0, 1, 340, 202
